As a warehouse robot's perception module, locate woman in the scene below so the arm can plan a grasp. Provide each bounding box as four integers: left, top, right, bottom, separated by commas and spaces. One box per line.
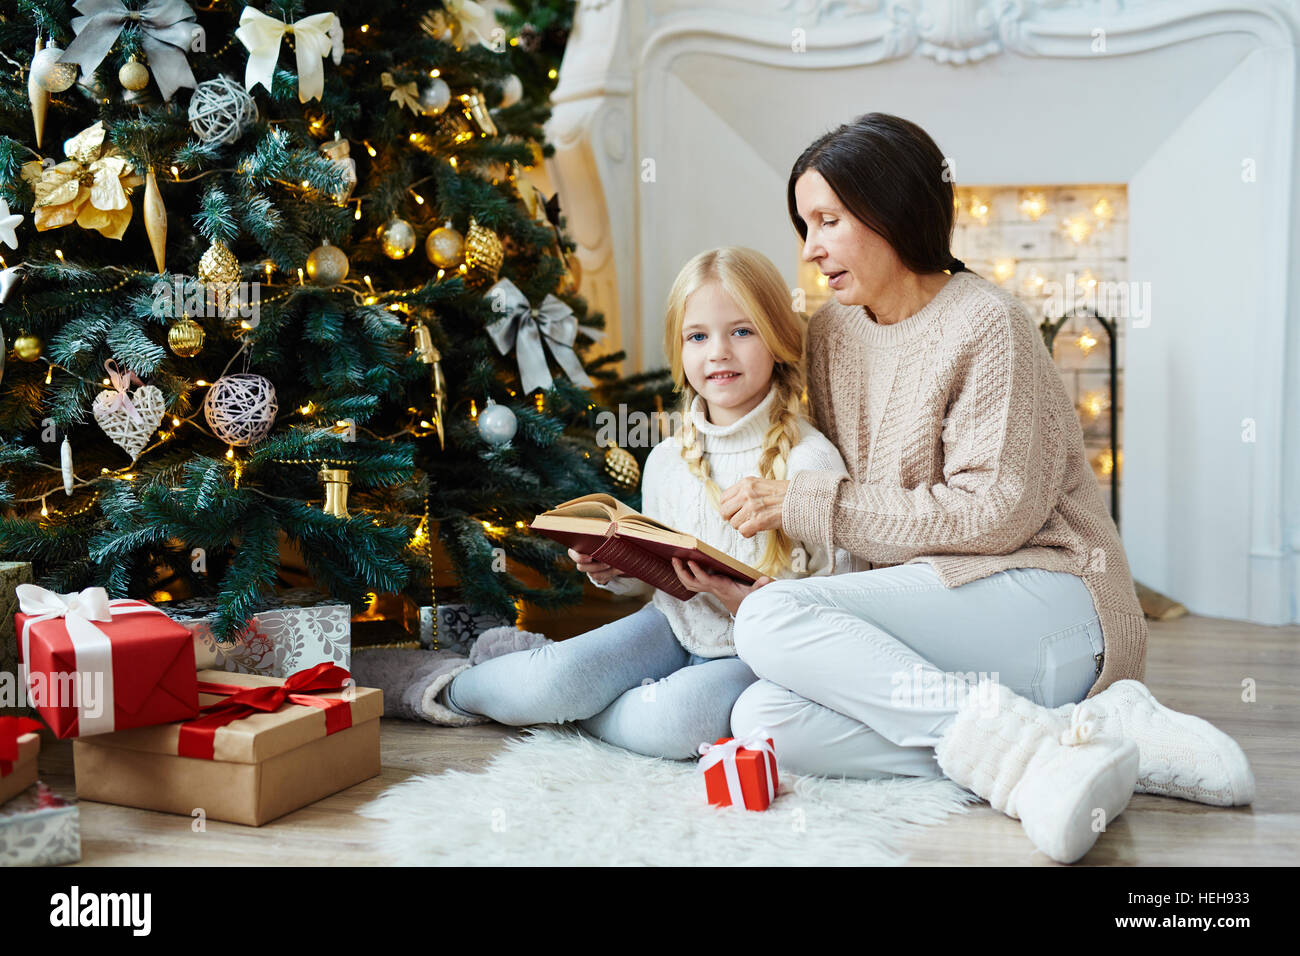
684, 113, 1253, 863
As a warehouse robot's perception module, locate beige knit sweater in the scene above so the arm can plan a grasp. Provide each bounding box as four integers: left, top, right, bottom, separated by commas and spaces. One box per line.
781, 270, 1148, 698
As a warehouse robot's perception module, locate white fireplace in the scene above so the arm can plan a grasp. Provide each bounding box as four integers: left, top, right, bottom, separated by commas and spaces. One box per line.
544, 0, 1300, 627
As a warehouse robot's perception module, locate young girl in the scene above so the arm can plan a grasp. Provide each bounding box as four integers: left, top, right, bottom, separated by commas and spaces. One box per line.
429, 246, 853, 759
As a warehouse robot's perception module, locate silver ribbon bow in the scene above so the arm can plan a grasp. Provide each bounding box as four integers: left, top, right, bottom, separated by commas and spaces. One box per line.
484, 277, 602, 395
698, 729, 777, 807
60, 0, 198, 102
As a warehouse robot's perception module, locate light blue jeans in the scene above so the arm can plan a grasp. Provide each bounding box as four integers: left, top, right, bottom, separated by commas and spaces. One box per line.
729, 562, 1105, 781
443, 601, 758, 759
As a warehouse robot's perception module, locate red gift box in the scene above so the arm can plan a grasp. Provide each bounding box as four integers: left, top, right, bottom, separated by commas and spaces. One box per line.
699, 734, 779, 811
14, 585, 199, 739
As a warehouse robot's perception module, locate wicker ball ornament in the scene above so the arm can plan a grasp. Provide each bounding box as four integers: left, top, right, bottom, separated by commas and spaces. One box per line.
168, 318, 205, 357
204, 373, 278, 446
188, 75, 259, 145
464, 218, 503, 286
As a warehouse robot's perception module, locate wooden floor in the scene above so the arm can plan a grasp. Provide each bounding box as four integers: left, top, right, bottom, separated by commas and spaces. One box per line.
32, 586, 1300, 866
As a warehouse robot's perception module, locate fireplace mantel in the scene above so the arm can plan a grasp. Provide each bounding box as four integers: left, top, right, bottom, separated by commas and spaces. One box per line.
545, 0, 1300, 626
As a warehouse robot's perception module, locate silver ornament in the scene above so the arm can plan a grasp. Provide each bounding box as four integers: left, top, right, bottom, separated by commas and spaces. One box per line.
419, 77, 451, 117
32, 45, 78, 93
477, 398, 517, 446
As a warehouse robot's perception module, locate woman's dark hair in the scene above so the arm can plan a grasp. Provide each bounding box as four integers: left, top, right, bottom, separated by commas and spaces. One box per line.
788, 113, 968, 276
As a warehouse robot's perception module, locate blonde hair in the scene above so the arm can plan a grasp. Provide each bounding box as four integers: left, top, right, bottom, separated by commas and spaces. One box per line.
663, 247, 808, 579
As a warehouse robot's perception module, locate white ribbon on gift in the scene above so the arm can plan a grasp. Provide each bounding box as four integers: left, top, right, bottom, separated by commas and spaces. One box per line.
698, 729, 777, 808
15, 584, 157, 736
235, 7, 343, 103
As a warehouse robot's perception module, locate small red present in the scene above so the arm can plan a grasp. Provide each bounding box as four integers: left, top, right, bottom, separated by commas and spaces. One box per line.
14, 584, 199, 739
698, 732, 779, 811
1, 716, 42, 806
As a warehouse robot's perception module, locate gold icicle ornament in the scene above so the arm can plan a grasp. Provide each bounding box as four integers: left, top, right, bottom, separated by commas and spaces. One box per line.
144, 168, 167, 272
28, 36, 49, 148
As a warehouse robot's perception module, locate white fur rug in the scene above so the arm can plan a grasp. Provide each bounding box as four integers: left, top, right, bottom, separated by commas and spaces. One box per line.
359, 725, 979, 865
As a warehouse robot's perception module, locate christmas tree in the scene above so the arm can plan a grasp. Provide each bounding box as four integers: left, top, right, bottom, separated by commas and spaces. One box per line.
0, 0, 643, 639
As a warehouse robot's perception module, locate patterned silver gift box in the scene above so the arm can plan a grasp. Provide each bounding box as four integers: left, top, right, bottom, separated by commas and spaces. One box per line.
419, 604, 513, 656
0, 781, 80, 867
161, 589, 350, 679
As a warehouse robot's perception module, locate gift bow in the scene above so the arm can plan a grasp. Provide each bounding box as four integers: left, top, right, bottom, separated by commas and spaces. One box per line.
0, 717, 44, 776
236, 7, 343, 103
698, 730, 777, 807
485, 277, 602, 394
1059, 702, 1099, 746
60, 0, 198, 101
177, 662, 354, 760
381, 72, 422, 115
99, 359, 146, 425
15, 584, 160, 736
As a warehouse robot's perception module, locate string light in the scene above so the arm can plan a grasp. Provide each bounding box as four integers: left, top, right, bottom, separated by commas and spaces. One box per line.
225, 447, 234, 459
363, 275, 375, 293
40, 497, 48, 518
170, 165, 180, 180
360, 23, 369, 32
363, 141, 377, 157
412, 191, 425, 204
297, 267, 305, 284
55, 249, 65, 262
354, 203, 362, 220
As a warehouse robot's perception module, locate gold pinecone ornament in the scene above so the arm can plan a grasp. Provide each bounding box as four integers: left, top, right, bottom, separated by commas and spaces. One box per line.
604, 443, 640, 490
464, 217, 503, 287
198, 239, 241, 317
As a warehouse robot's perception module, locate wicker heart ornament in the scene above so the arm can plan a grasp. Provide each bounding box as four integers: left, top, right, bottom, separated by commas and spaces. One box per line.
92, 360, 165, 461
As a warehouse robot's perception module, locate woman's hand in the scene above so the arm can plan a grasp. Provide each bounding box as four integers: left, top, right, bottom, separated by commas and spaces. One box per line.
568, 547, 619, 585
671, 556, 773, 617
719, 477, 791, 538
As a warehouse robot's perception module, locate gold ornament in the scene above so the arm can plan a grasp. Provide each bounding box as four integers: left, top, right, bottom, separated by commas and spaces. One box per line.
464, 217, 503, 285
305, 240, 350, 283
14, 333, 43, 362
320, 467, 350, 518
168, 317, 205, 357
29, 37, 48, 148
143, 168, 167, 272
119, 57, 150, 92
425, 222, 464, 268
19, 121, 145, 239
319, 133, 356, 203
198, 239, 241, 318
557, 250, 581, 295
604, 444, 640, 491
413, 322, 447, 450
378, 217, 417, 260
433, 107, 474, 146
459, 90, 497, 137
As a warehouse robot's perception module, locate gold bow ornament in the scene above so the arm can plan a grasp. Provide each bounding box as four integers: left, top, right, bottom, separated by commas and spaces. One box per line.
20, 122, 144, 239
381, 72, 422, 115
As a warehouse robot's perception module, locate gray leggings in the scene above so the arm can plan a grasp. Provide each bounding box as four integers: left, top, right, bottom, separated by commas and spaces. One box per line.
443, 602, 758, 759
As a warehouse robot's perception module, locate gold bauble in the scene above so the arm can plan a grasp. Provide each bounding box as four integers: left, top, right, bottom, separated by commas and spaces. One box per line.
198, 240, 241, 284
119, 58, 150, 92
168, 318, 205, 357
425, 223, 464, 268
433, 107, 473, 146
464, 217, 503, 284
604, 445, 640, 490
13, 333, 42, 362
378, 217, 417, 260
305, 240, 350, 283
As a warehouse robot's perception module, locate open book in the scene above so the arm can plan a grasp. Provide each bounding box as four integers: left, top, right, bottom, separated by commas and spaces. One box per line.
531, 493, 763, 602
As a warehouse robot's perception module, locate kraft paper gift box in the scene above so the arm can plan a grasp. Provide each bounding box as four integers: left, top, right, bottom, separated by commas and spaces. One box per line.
1, 717, 42, 806
698, 734, 780, 811
0, 781, 80, 866
161, 589, 350, 678
1, 562, 35, 717
72, 663, 382, 827
13, 585, 199, 739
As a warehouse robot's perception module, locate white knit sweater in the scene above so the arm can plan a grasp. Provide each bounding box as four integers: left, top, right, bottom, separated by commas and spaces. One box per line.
591, 384, 856, 657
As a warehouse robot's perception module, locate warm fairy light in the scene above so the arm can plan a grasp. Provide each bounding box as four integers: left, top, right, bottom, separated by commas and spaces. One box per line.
534, 392, 544, 412
469, 399, 478, 421
510, 37, 519, 46
1021, 269, 1045, 296
458, 263, 467, 273
1075, 269, 1098, 293
1062, 217, 1091, 244
101, 467, 110, 474
363, 275, 375, 292
170, 165, 180, 180
437, 268, 445, 280
120, 472, 135, 481
354, 204, 362, 220
992, 258, 1016, 284
102, 377, 111, 385
1019, 192, 1048, 221
1080, 390, 1109, 420
297, 267, 305, 284
1092, 196, 1114, 223
967, 195, 990, 223
300, 402, 314, 414
412, 191, 425, 204
364, 141, 377, 157
363, 295, 377, 304
196, 379, 208, 386
171, 417, 180, 427
40, 499, 48, 517
45, 366, 53, 384
225, 447, 234, 459
240, 319, 252, 329
264, 262, 272, 278
548, 69, 558, 79
55, 249, 65, 262
360, 23, 369, 32
1077, 330, 1098, 356
448, 157, 457, 169
515, 521, 525, 529
301, 179, 311, 189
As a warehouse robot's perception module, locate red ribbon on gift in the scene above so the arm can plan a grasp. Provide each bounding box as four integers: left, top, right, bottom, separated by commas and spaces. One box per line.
0, 716, 43, 777
176, 662, 354, 760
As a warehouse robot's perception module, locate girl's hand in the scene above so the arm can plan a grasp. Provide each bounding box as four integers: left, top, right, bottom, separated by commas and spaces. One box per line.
719, 477, 791, 537
569, 547, 619, 585
672, 556, 773, 617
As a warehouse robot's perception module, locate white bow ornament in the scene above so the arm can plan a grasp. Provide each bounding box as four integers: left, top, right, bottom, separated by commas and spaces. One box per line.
236, 7, 343, 103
